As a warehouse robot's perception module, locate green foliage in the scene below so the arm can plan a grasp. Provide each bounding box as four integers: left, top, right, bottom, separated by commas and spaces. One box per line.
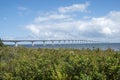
0, 39, 4, 47
0, 47, 120, 80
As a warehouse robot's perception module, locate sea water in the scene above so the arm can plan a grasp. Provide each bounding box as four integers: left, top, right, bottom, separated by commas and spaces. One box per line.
10, 43, 120, 51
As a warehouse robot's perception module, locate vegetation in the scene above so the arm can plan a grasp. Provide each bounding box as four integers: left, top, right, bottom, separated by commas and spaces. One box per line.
0, 46, 120, 80
0, 39, 4, 47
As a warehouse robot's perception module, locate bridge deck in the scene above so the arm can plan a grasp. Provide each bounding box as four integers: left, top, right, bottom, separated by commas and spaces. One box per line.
2, 39, 101, 47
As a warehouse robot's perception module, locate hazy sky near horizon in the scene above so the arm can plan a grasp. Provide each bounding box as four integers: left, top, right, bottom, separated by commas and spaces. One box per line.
0, 0, 120, 41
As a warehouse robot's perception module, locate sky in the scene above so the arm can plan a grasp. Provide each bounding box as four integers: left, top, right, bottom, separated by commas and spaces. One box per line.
0, 0, 120, 42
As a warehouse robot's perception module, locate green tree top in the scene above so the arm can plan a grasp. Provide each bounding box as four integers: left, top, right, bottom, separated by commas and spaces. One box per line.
0, 38, 4, 47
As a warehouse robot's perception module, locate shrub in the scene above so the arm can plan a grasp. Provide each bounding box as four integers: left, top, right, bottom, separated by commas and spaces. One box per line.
0, 47, 120, 80
0, 38, 4, 47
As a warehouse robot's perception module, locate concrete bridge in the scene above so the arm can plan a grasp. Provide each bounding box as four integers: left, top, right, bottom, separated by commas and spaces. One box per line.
2, 39, 100, 47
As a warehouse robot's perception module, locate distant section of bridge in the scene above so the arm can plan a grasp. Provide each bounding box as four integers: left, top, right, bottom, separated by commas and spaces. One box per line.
2, 39, 102, 47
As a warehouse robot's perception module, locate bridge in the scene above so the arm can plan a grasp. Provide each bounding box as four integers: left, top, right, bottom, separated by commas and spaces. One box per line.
2, 39, 101, 47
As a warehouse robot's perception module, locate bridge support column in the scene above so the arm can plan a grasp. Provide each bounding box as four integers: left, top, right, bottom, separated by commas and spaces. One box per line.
32, 41, 34, 46
15, 42, 18, 47
43, 41, 45, 46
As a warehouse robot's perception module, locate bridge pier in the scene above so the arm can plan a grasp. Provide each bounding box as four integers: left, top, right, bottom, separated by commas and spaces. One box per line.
15, 42, 18, 47
43, 41, 46, 46
32, 41, 34, 46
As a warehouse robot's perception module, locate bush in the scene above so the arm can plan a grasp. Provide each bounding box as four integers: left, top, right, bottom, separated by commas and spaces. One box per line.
0, 39, 4, 47
0, 47, 120, 80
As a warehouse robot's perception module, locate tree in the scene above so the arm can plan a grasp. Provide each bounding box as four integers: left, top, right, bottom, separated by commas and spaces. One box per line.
0, 38, 4, 47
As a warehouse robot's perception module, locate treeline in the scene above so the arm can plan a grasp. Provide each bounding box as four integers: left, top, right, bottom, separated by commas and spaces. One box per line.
0, 39, 4, 47
0, 47, 120, 80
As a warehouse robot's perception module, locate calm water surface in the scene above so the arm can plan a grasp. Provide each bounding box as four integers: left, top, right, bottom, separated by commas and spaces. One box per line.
9, 43, 120, 51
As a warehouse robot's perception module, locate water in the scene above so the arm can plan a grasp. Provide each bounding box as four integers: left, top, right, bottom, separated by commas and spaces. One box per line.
9, 43, 120, 51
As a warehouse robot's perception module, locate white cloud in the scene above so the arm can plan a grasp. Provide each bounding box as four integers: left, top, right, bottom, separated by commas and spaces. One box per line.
90, 17, 118, 36
17, 6, 28, 11
107, 11, 120, 23
17, 6, 30, 16
34, 14, 71, 22
101, 27, 112, 35
58, 2, 90, 13
26, 24, 40, 36
25, 3, 120, 41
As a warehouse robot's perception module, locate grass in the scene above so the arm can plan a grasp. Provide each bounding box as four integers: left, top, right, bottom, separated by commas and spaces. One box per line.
0, 46, 120, 80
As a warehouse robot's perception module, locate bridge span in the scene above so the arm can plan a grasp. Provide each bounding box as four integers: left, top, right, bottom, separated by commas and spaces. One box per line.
2, 39, 100, 47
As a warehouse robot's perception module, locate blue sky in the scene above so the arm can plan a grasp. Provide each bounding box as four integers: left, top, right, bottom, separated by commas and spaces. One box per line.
0, 0, 120, 42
